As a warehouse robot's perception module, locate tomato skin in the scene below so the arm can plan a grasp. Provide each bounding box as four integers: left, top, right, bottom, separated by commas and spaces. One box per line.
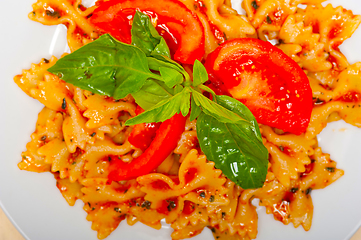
205, 38, 313, 135
128, 106, 161, 151
108, 113, 186, 181
89, 0, 205, 64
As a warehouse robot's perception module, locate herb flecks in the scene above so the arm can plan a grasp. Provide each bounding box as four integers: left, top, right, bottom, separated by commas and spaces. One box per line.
62, 98, 66, 110
251, 0, 258, 10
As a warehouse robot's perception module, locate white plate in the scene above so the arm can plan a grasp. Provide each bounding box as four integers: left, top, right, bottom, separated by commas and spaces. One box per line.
0, 0, 360, 240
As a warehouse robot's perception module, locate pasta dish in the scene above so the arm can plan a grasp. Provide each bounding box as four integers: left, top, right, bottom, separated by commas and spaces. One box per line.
13, 0, 361, 239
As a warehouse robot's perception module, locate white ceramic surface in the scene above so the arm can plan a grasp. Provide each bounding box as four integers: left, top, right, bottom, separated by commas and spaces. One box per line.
0, 0, 360, 240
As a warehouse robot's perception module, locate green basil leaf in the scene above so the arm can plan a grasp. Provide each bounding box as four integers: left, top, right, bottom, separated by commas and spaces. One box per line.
180, 87, 191, 116
147, 55, 190, 82
131, 11, 170, 58
191, 89, 248, 124
152, 38, 171, 58
197, 96, 268, 189
174, 84, 184, 94
199, 84, 216, 97
131, 79, 174, 110
159, 67, 183, 88
193, 60, 208, 87
48, 34, 160, 99
125, 88, 191, 125
189, 96, 202, 121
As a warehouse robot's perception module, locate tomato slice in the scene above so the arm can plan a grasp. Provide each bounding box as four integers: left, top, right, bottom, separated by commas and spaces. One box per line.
205, 38, 313, 135
89, 0, 205, 64
128, 106, 161, 151
108, 113, 186, 181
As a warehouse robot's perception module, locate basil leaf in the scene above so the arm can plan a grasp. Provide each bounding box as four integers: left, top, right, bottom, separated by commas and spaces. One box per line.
216, 95, 263, 140
180, 87, 191, 116
197, 96, 268, 189
132, 79, 174, 110
199, 84, 216, 97
191, 89, 248, 124
48, 34, 160, 99
193, 60, 208, 87
174, 84, 184, 94
153, 38, 171, 58
159, 67, 183, 88
147, 55, 190, 82
125, 88, 191, 125
189, 96, 202, 121
131, 11, 170, 58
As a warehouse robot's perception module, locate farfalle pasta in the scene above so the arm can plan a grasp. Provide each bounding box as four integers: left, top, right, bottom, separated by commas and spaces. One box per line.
14, 0, 361, 239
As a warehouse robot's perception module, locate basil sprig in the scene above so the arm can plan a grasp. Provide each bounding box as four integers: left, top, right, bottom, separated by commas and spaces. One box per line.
197, 95, 268, 188
48, 11, 268, 189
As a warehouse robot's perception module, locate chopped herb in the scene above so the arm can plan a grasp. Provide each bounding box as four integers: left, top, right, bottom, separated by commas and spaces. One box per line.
90, 132, 96, 137
114, 207, 121, 213
45, 10, 61, 18
223, 32, 228, 41
325, 167, 335, 173
305, 188, 312, 195
88, 202, 91, 207
43, 58, 49, 63
279, 145, 284, 151
167, 200, 176, 211
62, 98, 67, 110
72, 162, 77, 165
290, 187, 298, 193
40, 135, 47, 141
92, 207, 95, 211
251, 0, 258, 10
210, 227, 216, 233
266, 16, 272, 24
199, 192, 206, 198
222, 212, 226, 218
141, 200, 151, 209
209, 195, 215, 202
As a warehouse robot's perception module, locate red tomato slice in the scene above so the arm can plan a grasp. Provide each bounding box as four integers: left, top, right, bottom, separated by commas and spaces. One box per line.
205, 38, 313, 135
128, 106, 161, 151
89, 0, 205, 64
108, 113, 186, 181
